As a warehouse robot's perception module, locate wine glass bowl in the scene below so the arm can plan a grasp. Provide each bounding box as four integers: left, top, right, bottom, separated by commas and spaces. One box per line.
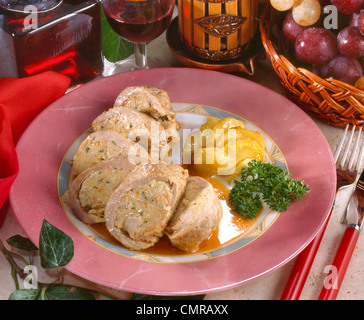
102, 0, 174, 72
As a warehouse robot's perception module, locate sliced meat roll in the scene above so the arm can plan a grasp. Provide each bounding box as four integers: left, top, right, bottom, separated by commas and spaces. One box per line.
113, 86, 180, 144
166, 176, 223, 253
92, 107, 169, 162
113, 86, 176, 124
69, 156, 136, 225
72, 130, 145, 176
105, 163, 188, 250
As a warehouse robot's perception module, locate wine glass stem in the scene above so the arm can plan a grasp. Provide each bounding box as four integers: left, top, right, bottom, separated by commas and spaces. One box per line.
134, 43, 148, 69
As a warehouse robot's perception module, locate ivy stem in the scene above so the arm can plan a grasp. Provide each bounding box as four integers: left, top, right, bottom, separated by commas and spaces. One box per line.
10, 267, 20, 290
0, 240, 27, 279
39, 286, 47, 300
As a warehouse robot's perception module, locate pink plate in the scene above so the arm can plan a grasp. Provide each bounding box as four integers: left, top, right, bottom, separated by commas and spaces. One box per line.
9, 68, 336, 295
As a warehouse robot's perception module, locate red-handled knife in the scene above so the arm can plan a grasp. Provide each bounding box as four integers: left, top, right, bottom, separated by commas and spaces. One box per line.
318, 171, 364, 300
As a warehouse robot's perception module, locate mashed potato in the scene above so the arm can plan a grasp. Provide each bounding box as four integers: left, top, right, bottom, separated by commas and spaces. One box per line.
183, 116, 265, 182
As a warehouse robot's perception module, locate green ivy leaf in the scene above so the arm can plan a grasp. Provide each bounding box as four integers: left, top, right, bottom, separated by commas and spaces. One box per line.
100, 4, 134, 63
42, 285, 95, 300
9, 289, 41, 300
39, 219, 74, 269
9, 286, 95, 300
6, 235, 38, 252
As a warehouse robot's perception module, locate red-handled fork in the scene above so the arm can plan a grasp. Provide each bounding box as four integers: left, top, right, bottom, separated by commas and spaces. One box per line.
318, 168, 364, 300
281, 124, 363, 300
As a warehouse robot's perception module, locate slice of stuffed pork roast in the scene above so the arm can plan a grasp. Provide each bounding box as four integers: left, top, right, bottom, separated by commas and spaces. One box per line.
105, 163, 188, 250
69, 156, 137, 225
166, 176, 223, 253
92, 107, 170, 162
72, 130, 146, 177
113, 86, 180, 146
113, 86, 179, 130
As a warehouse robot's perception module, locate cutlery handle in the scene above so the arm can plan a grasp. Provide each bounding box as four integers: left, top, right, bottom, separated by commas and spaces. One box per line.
318, 226, 360, 300
281, 213, 329, 300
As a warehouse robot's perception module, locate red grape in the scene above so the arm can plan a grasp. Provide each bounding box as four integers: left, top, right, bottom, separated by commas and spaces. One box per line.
330, 0, 364, 14
295, 27, 337, 64
326, 55, 363, 84
283, 11, 307, 42
337, 26, 364, 58
312, 62, 329, 77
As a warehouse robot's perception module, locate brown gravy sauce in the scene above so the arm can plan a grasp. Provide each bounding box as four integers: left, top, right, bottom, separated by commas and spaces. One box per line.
90, 164, 260, 256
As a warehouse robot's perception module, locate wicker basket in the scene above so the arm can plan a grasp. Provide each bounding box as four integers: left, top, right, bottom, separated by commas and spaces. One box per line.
259, 4, 364, 128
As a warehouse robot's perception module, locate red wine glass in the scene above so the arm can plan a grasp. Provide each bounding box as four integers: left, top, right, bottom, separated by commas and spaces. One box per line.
102, 0, 174, 73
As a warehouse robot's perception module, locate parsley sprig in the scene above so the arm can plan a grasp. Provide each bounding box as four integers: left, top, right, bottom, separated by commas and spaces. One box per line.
229, 160, 309, 219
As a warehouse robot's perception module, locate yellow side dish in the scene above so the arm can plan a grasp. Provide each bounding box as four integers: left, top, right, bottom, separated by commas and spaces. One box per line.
183, 116, 265, 182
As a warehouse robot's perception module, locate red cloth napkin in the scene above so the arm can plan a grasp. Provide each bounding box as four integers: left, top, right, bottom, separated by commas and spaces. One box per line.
0, 71, 70, 227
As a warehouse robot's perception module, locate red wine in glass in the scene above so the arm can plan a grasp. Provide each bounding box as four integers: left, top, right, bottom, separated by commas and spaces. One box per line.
102, 0, 174, 72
